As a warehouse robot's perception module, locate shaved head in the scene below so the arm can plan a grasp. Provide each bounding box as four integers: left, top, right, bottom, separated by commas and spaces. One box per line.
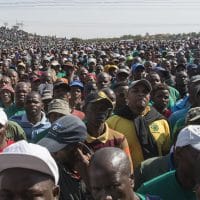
89, 147, 135, 200
89, 147, 131, 176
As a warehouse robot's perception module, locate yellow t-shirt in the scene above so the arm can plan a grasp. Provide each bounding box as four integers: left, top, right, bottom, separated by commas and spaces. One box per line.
107, 107, 170, 168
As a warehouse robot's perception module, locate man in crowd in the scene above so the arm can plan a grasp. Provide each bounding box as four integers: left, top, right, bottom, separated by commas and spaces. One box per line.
107, 79, 170, 168
84, 91, 133, 171
89, 147, 161, 200
11, 91, 51, 142
0, 140, 60, 199
38, 115, 89, 200
137, 125, 200, 200
5, 82, 31, 118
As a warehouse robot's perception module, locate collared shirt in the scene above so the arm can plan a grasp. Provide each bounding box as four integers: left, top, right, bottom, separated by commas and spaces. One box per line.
5, 103, 25, 118
10, 112, 51, 143
86, 122, 133, 171
137, 170, 195, 200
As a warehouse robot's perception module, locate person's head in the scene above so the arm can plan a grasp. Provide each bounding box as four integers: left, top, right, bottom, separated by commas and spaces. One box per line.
79, 68, 89, 83
62, 61, 74, 77
144, 61, 154, 73
175, 71, 188, 87
174, 125, 200, 189
101, 88, 116, 109
113, 82, 129, 108
70, 81, 84, 100
53, 82, 71, 102
0, 109, 8, 145
188, 77, 200, 106
146, 71, 162, 89
88, 58, 96, 73
24, 91, 43, 119
38, 115, 88, 170
17, 62, 26, 75
96, 72, 111, 90
95, 64, 104, 75
127, 79, 152, 113
187, 64, 199, 78
131, 63, 145, 80
0, 140, 59, 200
41, 71, 53, 84
0, 85, 15, 107
84, 91, 113, 128
151, 83, 170, 111
107, 65, 118, 79
84, 81, 98, 98
89, 147, 135, 200
15, 82, 31, 108
47, 99, 71, 123
0, 76, 12, 88
7, 69, 19, 87
41, 90, 53, 113
116, 67, 130, 83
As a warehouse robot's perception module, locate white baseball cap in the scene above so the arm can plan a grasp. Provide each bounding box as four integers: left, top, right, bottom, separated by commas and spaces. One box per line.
0, 140, 59, 184
175, 125, 200, 150
0, 108, 8, 126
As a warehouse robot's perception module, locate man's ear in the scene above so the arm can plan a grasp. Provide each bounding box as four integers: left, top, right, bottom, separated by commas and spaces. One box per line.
53, 185, 60, 199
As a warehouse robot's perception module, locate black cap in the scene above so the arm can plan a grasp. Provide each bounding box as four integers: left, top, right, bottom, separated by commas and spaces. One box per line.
38, 115, 87, 152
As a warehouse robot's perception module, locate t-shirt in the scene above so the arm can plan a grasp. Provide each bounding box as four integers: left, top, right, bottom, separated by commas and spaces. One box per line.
85, 122, 133, 170
5, 104, 25, 118
107, 106, 170, 168
137, 170, 196, 200
0, 140, 15, 153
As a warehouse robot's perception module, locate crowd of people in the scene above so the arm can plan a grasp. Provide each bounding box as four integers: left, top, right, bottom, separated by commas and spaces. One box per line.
0, 26, 200, 199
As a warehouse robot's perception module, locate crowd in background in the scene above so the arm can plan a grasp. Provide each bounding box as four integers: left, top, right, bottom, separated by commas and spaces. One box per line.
0, 26, 200, 200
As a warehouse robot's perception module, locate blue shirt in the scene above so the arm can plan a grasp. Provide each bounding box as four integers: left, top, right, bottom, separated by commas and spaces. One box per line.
10, 112, 51, 143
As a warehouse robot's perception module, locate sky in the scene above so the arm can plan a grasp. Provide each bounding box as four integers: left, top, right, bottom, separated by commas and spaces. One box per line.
0, 0, 200, 39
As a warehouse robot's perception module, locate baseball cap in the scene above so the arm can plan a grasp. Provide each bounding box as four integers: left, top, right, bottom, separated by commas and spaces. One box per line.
186, 107, 200, 124
41, 90, 53, 101
0, 108, 8, 126
70, 80, 84, 90
0, 140, 59, 184
84, 91, 113, 109
187, 64, 198, 70
175, 125, 200, 150
38, 115, 87, 153
129, 79, 152, 93
117, 68, 130, 75
131, 63, 145, 72
48, 99, 71, 116
190, 75, 200, 83
53, 81, 70, 91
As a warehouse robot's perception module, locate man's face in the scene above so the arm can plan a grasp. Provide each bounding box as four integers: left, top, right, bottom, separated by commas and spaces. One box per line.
25, 93, 42, 117
0, 77, 11, 88
8, 71, 19, 87
175, 71, 188, 86
70, 86, 82, 100
0, 168, 59, 200
89, 166, 132, 200
132, 67, 145, 80
128, 84, 150, 110
174, 146, 200, 189
152, 89, 170, 110
115, 86, 129, 107
97, 75, 111, 90
85, 101, 110, 127
147, 74, 161, 88
15, 84, 30, 107
53, 88, 71, 101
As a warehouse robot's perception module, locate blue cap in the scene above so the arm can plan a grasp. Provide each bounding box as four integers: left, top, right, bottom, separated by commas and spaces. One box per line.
70, 80, 84, 89
131, 63, 145, 72
187, 64, 198, 70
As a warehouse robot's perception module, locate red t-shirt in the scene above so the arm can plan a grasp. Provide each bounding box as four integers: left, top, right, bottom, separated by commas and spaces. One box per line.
0, 140, 15, 153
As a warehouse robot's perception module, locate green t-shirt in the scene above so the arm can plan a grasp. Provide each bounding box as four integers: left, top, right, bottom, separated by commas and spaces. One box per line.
5, 104, 25, 118
6, 120, 27, 141
137, 170, 195, 200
